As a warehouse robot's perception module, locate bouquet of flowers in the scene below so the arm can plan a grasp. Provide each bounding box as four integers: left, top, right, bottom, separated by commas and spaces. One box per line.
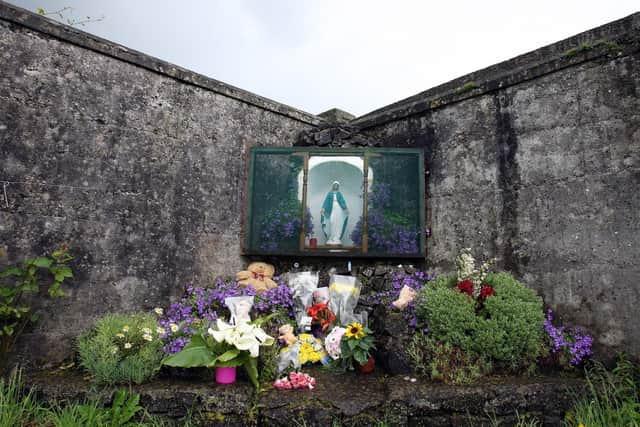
162, 317, 274, 388
273, 371, 316, 390
306, 302, 336, 332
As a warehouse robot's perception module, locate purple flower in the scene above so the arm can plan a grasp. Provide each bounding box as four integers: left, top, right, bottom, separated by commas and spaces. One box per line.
350, 183, 420, 254
544, 309, 593, 366
369, 271, 435, 331
156, 278, 296, 354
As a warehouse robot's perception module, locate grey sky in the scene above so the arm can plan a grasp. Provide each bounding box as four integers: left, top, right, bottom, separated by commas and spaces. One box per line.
8, 0, 639, 117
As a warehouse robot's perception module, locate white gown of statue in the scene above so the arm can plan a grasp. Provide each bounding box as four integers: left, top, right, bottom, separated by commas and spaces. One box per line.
327, 193, 344, 245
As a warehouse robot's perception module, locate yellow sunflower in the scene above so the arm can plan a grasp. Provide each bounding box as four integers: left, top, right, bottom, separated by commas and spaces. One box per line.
345, 322, 365, 339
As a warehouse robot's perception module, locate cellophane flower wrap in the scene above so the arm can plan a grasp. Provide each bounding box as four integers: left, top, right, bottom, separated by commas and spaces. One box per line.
328, 275, 361, 325
285, 272, 318, 332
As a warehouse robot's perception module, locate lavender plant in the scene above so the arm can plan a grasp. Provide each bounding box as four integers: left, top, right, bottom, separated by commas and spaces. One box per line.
544, 309, 593, 367
158, 278, 294, 354
351, 183, 420, 254
258, 198, 313, 251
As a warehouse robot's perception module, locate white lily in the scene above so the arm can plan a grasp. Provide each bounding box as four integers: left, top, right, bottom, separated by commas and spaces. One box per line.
208, 319, 274, 358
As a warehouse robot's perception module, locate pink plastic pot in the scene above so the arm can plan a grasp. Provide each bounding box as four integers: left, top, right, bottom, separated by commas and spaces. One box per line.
215, 366, 237, 384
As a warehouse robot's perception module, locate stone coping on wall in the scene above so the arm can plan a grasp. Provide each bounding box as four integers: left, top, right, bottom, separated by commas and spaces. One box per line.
21, 367, 584, 426
352, 11, 640, 129
0, 1, 322, 126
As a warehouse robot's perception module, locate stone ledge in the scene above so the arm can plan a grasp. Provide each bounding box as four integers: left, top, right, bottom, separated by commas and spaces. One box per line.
352, 12, 640, 129
22, 367, 585, 426
0, 1, 321, 126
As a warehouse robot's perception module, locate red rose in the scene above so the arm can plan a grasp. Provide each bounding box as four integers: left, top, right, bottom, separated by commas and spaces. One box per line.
456, 280, 474, 296
480, 285, 495, 300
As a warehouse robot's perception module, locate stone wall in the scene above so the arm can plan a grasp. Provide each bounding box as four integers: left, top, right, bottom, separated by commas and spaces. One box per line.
2, 0, 639, 365
0, 2, 319, 365
352, 13, 640, 358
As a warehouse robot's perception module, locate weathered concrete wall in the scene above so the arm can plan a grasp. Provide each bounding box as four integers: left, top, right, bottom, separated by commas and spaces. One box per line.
0, 3, 319, 365
353, 13, 640, 358
2, 0, 639, 365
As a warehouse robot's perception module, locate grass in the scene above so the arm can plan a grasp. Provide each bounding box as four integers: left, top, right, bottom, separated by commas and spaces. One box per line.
0, 370, 44, 427
564, 39, 622, 59
0, 370, 189, 427
564, 354, 640, 427
455, 81, 478, 95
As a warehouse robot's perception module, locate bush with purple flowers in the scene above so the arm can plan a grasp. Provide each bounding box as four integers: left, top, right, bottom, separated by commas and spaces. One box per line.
369, 270, 435, 330
258, 198, 314, 251
544, 309, 593, 367
157, 278, 294, 354
351, 183, 420, 254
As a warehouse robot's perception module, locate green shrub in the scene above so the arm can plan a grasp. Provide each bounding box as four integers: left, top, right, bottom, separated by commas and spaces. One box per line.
479, 272, 545, 367
416, 272, 545, 370
77, 313, 163, 385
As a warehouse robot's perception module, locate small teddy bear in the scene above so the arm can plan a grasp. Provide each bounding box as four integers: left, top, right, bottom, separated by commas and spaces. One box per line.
235, 262, 278, 293
391, 285, 416, 310
278, 324, 298, 346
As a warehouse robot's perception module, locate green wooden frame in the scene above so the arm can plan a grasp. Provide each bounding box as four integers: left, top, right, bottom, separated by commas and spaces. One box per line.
243, 147, 425, 258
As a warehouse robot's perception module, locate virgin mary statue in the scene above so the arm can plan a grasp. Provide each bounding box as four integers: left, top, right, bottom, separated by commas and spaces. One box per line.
320, 181, 349, 245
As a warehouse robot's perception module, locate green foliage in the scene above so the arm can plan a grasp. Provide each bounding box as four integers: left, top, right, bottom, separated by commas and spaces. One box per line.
408, 332, 492, 385
416, 272, 545, 371
0, 244, 73, 364
564, 39, 622, 59
77, 313, 163, 385
45, 389, 144, 427
565, 354, 640, 427
162, 333, 249, 369
479, 272, 545, 367
257, 340, 280, 383
455, 81, 478, 95
0, 370, 45, 427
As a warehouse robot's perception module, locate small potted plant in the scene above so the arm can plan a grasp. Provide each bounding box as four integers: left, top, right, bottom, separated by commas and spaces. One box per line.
162, 317, 274, 388
334, 322, 376, 373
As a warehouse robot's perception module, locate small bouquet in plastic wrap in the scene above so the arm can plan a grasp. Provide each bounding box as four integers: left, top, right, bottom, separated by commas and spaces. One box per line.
276, 330, 330, 374
284, 272, 318, 332
328, 275, 362, 325
306, 287, 335, 335
224, 295, 254, 325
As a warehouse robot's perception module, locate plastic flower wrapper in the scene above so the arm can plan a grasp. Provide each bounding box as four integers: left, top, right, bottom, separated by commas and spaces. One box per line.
324, 326, 346, 360
276, 340, 302, 374
284, 272, 318, 332
351, 310, 368, 329
328, 275, 362, 325
277, 333, 330, 373
225, 295, 254, 325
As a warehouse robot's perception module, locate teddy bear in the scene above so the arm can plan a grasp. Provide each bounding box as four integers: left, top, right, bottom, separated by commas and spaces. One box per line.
235, 262, 278, 293
278, 324, 298, 346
